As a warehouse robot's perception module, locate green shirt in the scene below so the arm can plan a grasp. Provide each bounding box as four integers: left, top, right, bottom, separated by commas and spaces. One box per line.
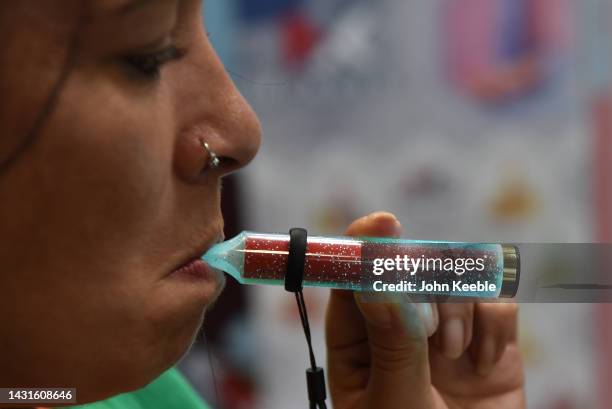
66, 368, 210, 409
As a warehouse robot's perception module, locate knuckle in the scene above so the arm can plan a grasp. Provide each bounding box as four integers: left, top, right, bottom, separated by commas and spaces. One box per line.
369, 339, 425, 372
438, 302, 474, 321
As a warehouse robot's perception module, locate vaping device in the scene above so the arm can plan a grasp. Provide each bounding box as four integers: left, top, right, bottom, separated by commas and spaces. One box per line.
204, 231, 520, 298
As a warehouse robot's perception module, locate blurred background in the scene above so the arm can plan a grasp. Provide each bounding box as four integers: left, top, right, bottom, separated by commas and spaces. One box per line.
178, 1, 612, 408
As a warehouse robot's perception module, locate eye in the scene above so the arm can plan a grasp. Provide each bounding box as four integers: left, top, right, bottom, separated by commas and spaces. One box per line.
122, 46, 184, 80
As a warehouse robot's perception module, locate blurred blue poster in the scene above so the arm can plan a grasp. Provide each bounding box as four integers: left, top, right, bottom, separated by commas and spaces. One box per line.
204, 0, 237, 65
238, 0, 304, 22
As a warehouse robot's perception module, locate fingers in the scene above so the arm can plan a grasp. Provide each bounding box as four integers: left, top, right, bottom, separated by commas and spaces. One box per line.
433, 303, 474, 359
326, 212, 403, 353
469, 303, 519, 376
327, 212, 436, 408
428, 302, 520, 396
354, 292, 435, 408
416, 302, 439, 338
432, 302, 518, 374
344, 211, 403, 237
345, 212, 439, 337
326, 212, 405, 396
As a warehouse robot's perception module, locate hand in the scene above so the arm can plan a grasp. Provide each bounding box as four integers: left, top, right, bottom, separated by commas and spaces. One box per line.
325, 212, 525, 409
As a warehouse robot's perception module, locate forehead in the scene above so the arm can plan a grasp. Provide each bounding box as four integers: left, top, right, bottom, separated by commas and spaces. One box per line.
0, 1, 80, 36
90, 0, 156, 16
4, 0, 171, 22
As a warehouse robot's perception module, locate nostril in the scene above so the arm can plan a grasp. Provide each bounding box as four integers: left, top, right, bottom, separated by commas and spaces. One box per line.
200, 156, 240, 177
217, 156, 240, 172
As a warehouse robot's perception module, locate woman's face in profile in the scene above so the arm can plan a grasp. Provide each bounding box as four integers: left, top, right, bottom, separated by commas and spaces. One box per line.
0, 0, 261, 401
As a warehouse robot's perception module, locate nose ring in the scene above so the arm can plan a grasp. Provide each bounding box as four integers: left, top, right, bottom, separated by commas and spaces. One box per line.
201, 140, 220, 169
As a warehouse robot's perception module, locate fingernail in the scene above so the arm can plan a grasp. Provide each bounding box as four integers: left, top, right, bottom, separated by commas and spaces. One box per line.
389, 294, 420, 334
355, 292, 394, 329
398, 300, 428, 338
415, 303, 438, 337
476, 338, 496, 376
441, 318, 464, 359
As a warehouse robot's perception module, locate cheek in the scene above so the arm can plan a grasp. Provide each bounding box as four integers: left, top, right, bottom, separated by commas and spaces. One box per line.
0, 71, 199, 391
31, 71, 175, 272
50, 74, 172, 201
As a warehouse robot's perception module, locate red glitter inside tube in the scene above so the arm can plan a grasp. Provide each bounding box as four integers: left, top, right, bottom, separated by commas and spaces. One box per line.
244, 235, 362, 283
202, 231, 520, 298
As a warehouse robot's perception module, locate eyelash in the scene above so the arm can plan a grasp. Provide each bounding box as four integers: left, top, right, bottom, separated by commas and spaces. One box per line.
123, 46, 185, 80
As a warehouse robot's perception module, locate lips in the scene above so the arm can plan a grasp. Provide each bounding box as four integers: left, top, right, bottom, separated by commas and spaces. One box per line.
170, 258, 216, 280
166, 232, 225, 280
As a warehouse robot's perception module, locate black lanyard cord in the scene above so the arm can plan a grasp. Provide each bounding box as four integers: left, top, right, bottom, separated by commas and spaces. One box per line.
286, 228, 328, 409
295, 290, 327, 409
296, 291, 316, 368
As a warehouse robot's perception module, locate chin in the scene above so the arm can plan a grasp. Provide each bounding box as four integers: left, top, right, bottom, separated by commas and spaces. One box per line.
81, 275, 226, 402
90, 316, 207, 404
146, 274, 225, 373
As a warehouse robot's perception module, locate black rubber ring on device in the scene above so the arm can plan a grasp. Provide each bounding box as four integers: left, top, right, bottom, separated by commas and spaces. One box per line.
285, 228, 308, 292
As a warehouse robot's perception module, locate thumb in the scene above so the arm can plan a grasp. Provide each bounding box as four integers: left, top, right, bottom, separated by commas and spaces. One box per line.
355, 292, 436, 408
338, 212, 437, 409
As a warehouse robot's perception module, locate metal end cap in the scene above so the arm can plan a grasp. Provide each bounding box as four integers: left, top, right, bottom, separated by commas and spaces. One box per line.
500, 245, 520, 298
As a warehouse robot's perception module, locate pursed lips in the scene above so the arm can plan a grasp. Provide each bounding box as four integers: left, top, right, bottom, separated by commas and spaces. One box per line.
166, 230, 225, 278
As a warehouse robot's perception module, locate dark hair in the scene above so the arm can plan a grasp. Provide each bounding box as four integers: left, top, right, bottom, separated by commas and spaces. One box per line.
0, 11, 85, 174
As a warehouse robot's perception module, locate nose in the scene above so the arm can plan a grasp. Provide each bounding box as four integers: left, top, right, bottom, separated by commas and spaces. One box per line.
173, 28, 262, 182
